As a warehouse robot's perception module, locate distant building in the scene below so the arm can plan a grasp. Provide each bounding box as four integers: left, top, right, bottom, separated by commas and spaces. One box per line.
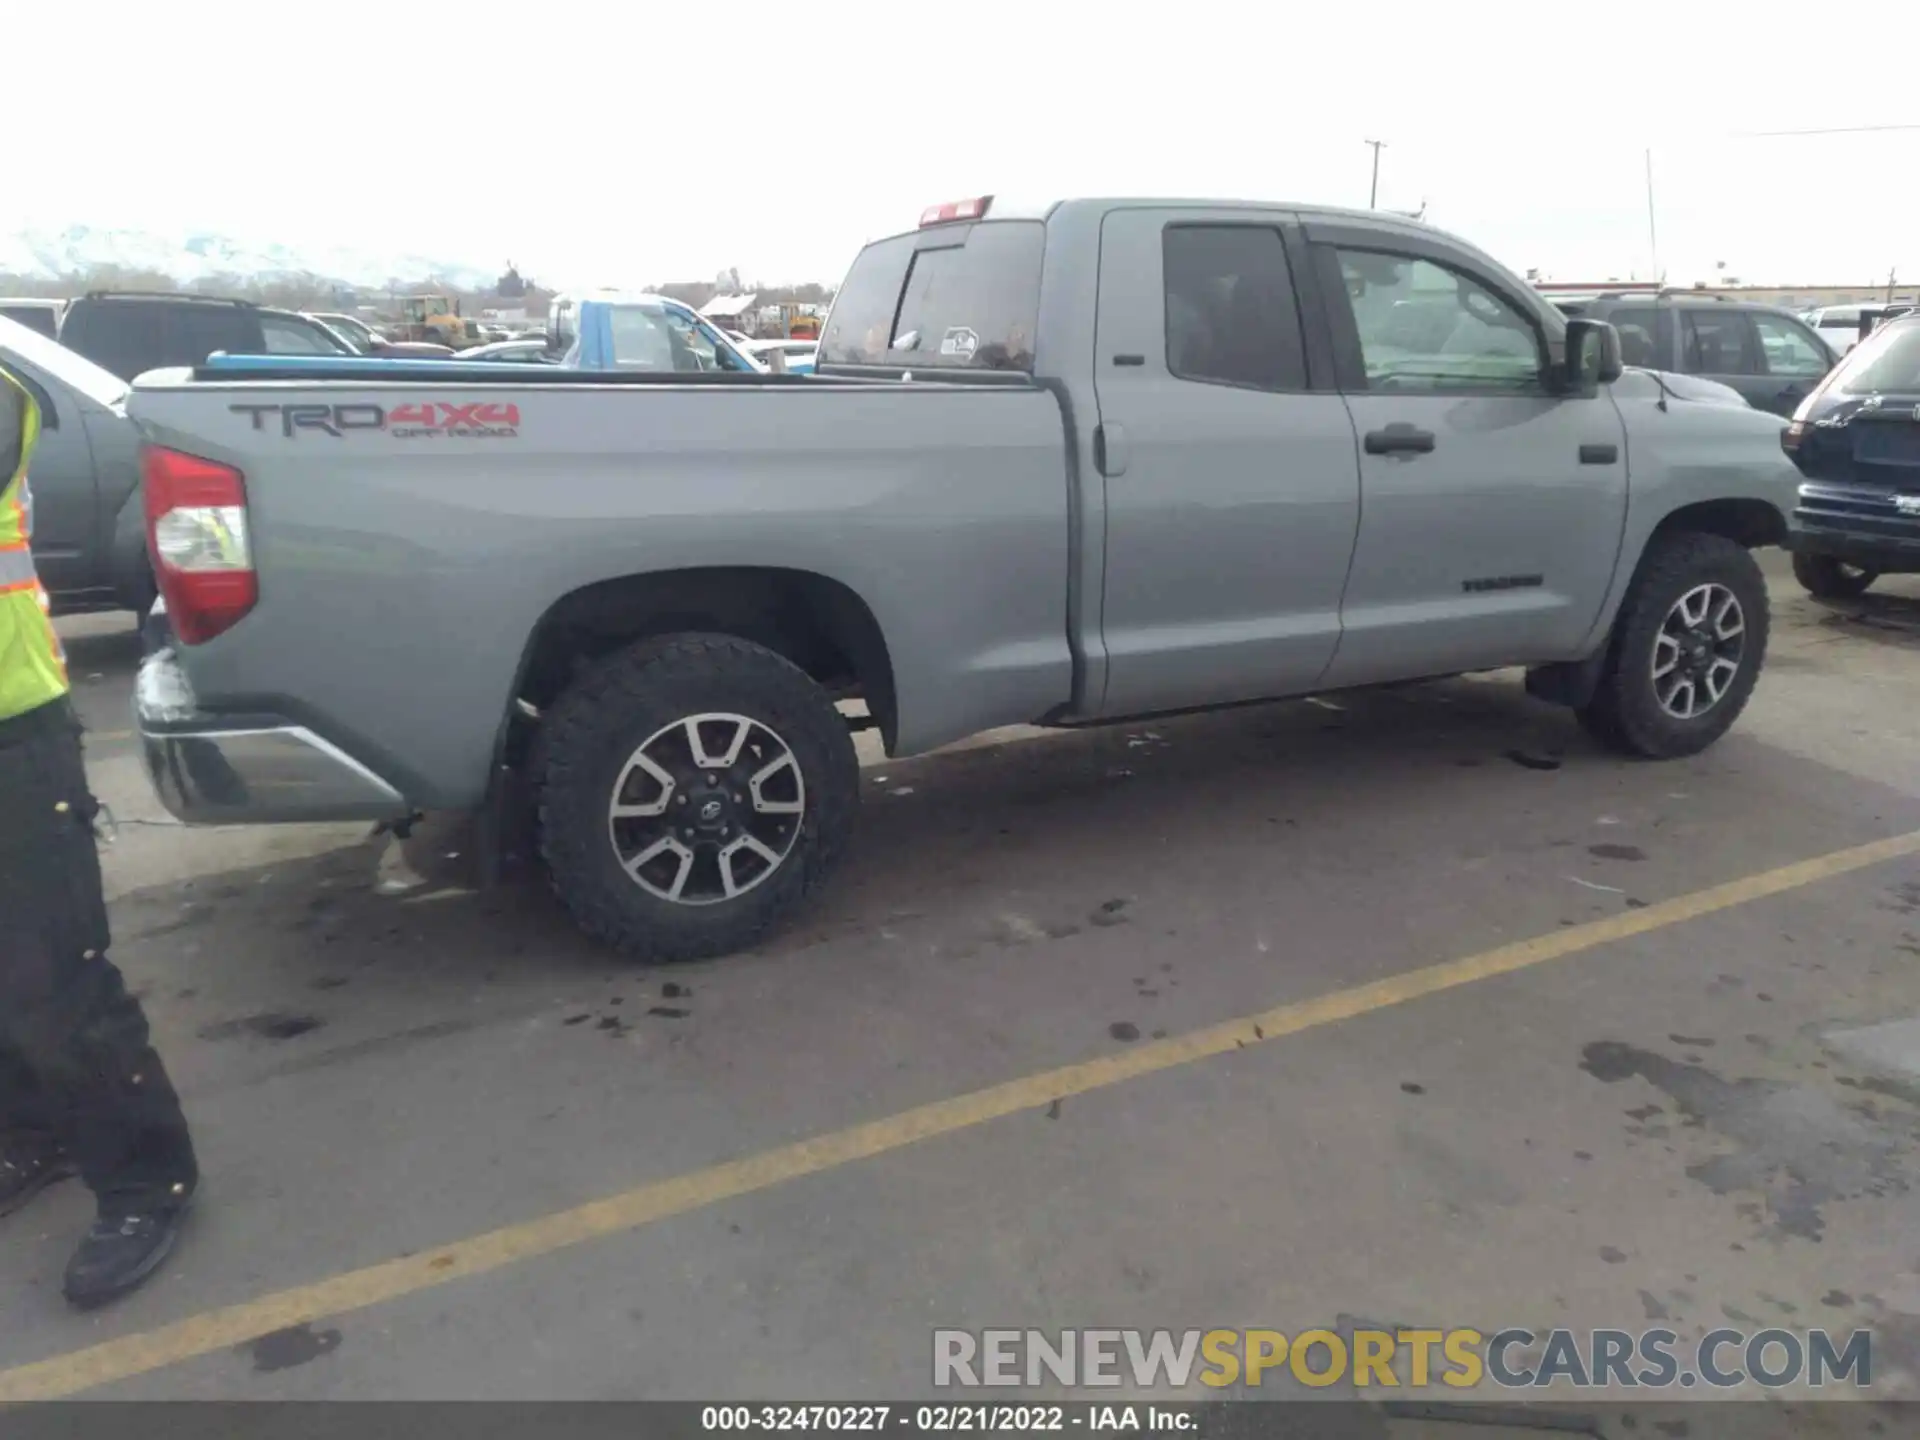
699, 292, 759, 327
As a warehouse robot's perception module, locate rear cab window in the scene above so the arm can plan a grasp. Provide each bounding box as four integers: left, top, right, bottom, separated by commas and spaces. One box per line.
819, 220, 1044, 372
1834, 320, 1920, 395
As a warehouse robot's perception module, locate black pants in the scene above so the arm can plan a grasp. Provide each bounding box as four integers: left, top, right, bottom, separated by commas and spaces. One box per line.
0, 698, 196, 1211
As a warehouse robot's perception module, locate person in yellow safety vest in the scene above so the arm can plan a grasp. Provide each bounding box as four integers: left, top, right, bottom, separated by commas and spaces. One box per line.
0, 364, 199, 1309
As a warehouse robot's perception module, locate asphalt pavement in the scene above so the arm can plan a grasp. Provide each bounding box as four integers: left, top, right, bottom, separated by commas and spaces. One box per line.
6, 554, 1920, 1420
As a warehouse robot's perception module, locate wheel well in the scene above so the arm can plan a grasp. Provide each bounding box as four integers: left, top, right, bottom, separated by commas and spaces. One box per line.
512, 568, 898, 752
1650, 498, 1787, 550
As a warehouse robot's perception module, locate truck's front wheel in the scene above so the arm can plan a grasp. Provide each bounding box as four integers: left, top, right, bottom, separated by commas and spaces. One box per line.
532, 634, 860, 961
1578, 533, 1769, 760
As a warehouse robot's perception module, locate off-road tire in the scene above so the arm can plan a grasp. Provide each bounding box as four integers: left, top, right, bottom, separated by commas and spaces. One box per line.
1792, 553, 1878, 600
531, 633, 860, 961
1578, 533, 1769, 760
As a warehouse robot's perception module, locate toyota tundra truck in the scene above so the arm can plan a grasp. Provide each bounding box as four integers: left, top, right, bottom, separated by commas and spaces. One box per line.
127, 196, 1800, 961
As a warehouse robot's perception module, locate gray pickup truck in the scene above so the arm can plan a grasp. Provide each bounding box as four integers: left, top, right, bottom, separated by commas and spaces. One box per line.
127, 197, 1800, 961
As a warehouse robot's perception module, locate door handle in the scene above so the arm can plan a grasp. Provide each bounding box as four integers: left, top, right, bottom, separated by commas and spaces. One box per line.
1579, 443, 1619, 465
1363, 423, 1436, 456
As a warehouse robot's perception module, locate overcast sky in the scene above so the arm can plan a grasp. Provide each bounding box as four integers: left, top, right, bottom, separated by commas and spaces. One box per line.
13, 0, 1918, 290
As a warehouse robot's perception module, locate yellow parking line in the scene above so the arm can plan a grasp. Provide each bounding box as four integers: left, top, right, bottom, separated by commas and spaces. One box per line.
3, 827, 1917, 1402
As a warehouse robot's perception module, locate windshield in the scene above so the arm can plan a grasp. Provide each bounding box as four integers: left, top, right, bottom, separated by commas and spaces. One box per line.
0, 314, 131, 408
820, 221, 1044, 371
1834, 319, 1920, 395
321, 315, 374, 351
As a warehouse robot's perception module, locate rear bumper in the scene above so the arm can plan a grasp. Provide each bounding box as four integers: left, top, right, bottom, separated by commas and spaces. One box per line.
1789, 483, 1920, 572
134, 649, 411, 825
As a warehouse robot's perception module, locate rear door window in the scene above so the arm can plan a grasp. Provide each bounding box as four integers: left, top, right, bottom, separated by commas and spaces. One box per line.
1162, 224, 1307, 390
820, 221, 1044, 371
1680, 310, 1762, 376
1603, 306, 1661, 368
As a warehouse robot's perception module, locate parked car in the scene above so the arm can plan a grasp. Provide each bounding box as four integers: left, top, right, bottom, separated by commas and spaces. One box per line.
1802, 304, 1914, 359
301, 310, 455, 360
0, 316, 149, 615
306, 311, 385, 352
129, 195, 1799, 961
744, 338, 818, 375
222, 299, 764, 378
0, 298, 63, 340
548, 292, 768, 373
59, 291, 355, 381
1780, 311, 1920, 598
455, 338, 559, 363
1550, 292, 1837, 417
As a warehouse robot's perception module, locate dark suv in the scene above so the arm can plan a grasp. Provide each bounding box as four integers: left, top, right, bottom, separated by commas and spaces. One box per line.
1780, 312, 1920, 598
1551, 292, 1838, 417
58, 291, 353, 381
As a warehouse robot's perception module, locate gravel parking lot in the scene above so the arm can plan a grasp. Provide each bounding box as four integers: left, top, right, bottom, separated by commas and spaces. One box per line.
4, 553, 1920, 1416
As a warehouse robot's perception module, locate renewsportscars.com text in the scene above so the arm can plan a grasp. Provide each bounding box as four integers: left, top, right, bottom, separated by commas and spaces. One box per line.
933, 1326, 1873, 1391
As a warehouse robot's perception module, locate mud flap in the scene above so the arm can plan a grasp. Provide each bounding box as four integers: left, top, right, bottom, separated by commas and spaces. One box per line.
1525, 646, 1610, 709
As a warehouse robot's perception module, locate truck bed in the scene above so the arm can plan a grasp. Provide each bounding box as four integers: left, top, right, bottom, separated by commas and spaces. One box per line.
127, 366, 1078, 810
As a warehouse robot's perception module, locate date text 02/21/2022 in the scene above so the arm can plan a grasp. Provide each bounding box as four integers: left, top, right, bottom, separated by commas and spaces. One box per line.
700, 1405, 1192, 1432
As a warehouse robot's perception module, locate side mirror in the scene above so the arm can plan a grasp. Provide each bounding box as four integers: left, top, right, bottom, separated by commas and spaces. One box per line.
1563, 318, 1623, 389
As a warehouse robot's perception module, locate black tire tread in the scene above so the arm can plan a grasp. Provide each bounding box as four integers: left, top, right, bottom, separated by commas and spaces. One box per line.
531, 633, 859, 962
1579, 532, 1768, 761
1792, 552, 1878, 600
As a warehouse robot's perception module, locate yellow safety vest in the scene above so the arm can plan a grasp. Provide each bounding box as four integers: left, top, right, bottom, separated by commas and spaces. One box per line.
0, 366, 70, 722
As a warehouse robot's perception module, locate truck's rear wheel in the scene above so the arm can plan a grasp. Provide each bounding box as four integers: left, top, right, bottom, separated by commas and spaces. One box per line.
1578, 533, 1768, 760
532, 633, 859, 961
1792, 553, 1878, 600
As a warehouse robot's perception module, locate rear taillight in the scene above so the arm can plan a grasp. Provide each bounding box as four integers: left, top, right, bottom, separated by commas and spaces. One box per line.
141, 444, 257, 645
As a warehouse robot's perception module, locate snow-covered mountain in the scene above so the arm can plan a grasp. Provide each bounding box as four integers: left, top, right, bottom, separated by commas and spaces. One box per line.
0, 224, 499, 291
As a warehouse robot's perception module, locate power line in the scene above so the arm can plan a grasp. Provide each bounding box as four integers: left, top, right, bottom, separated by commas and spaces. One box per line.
1731, 122, 1920, 137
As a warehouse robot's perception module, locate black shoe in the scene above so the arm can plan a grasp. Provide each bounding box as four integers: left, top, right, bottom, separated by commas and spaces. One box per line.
0, 1142, 75, 1219
62, 1199, 192, 1310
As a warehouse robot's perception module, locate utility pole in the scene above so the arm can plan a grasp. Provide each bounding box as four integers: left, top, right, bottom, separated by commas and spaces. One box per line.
1888, 267, 1898, 303
1644, 148, 1661, 284
1365, 139, 1386, 208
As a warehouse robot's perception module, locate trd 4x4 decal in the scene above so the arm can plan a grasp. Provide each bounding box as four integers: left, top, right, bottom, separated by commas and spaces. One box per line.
229, 401, 521, 439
